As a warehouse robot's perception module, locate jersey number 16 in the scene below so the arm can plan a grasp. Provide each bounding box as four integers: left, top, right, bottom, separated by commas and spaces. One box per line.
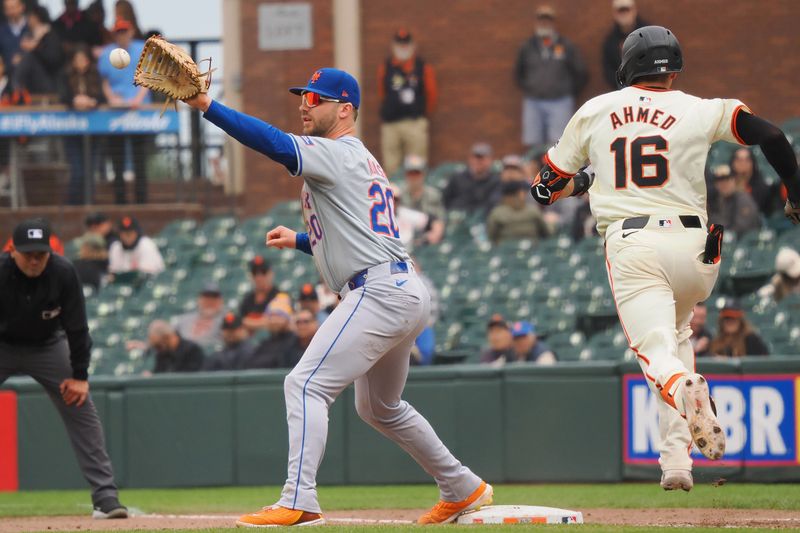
610, 135, 669, 189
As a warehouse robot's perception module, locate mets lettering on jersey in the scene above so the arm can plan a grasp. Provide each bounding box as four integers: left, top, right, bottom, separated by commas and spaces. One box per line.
624, 374, 800, 466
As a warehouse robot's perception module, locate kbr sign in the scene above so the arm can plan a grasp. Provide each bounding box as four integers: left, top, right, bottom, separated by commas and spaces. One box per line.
623, 374, 799, 466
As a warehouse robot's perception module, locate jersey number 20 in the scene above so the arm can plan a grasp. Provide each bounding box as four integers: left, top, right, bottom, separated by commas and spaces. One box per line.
610, 135, 669, 189
369, 182, 400, 238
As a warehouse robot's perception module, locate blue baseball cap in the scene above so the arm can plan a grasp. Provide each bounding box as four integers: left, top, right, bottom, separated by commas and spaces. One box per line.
289, 68, 360, 109
511, 321, 536, 337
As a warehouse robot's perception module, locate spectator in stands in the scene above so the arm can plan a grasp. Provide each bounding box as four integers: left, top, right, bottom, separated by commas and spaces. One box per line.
53, 0, 101, 57
0, 55, 12, 102
297, 282, 329, 324
172, 282, 225, 354
83, 212, 118, 250
689, 302, 712, 357
72, 232, 107, 290
411, 325, 435, 366
514, 4, 588, 148
113, 0, 143, 40
0, 55, 12, 192
147, 320, 204, 373
98, 18, 149, 204
758, 247, 800, 303
204, 312, 255, 371
82, 0, 111, 52
292, 309, 319, 357
108, 216, 165, 276
601, 0, 649, 89
60, 44, 103, 205
487, 180, 549, 245
527, 152, 543, 181
442, 142, 501, 214
316, 281, 339, 317
411, 258, 439, 366
12, 5, 63, 95
480, 314, 515, 365
0, 45, 24, 105
570, 195, 598, 241
707, 164, 761, 237
708, 300, 769, 358
393, 185, 443, 251
500, 155, 529, 184
400, 154, 446, 225
377, 28, 437, 177
240, 255, 281, 331
729, 147, 781, 216
247, 295, 301, 369
0, 0, 28, 80
510, 321, 556, 364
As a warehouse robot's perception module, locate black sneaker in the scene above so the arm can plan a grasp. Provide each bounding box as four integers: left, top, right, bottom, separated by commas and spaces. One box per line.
92, 497, 129, 519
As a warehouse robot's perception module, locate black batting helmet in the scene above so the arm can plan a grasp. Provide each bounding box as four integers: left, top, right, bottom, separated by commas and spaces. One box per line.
616, 26, 683, 88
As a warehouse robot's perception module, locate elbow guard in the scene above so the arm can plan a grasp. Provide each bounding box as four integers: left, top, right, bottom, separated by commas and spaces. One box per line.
531, 162, 571, 205
570, 165, 595, 196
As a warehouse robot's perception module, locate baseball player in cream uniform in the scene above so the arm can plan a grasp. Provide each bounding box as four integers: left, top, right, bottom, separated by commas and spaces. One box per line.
184, 68, 491, 527
531, 26, 800, 491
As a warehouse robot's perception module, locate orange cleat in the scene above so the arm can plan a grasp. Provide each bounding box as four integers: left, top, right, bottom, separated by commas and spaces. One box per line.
235, 505, 324, 528
418, 481, 493, 524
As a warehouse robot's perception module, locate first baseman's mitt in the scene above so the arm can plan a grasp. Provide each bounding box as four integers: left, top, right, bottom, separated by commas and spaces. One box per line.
133, 35, 212, 113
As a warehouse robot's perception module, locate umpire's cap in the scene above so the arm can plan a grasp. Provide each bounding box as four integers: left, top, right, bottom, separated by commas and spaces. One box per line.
616, 26, 683, 88
13, 218, 52, 253
289, 68, 361, 109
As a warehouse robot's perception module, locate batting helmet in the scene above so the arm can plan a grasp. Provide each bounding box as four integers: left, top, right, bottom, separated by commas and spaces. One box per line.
616, 26, 683, 88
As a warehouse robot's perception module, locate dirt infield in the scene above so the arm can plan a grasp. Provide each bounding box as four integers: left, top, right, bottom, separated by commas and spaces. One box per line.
3, 508, 800, 531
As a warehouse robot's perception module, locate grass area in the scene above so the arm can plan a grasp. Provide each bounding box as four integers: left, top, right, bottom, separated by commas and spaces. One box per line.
2, 483, 800, 519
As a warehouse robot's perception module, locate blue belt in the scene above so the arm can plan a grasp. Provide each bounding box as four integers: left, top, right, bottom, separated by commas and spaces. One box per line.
347, 261, 408, 290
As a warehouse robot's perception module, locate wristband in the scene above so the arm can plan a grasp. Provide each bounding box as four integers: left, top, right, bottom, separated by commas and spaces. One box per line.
296, 232, 313, 255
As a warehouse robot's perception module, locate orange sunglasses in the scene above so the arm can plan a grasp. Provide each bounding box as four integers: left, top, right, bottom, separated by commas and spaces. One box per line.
301, 91, 342, 108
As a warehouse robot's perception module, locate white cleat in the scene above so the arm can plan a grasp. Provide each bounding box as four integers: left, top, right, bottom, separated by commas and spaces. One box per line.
660, 469, 693, 492
682, 373, 725, 460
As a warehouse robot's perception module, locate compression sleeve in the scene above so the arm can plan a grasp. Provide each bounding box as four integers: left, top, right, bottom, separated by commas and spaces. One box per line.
295, 232, 313, 255
204, 100, 299, 174
735, 111, 800, 202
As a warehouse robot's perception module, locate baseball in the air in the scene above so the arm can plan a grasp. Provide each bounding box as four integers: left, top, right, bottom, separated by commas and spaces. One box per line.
109, 48, 130, 69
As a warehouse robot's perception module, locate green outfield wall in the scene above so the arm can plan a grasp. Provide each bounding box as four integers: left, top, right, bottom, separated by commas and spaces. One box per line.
1, 358, 799, 491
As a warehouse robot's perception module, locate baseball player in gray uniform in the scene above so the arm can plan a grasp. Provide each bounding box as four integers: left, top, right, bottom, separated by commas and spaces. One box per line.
184, 68, 491, 527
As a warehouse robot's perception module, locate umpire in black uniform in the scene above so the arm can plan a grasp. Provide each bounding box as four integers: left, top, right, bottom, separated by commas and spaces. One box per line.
0, 219, 127, 519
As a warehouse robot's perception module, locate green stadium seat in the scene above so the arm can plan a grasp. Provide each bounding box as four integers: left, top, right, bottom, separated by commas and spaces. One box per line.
545, 331, 585, 362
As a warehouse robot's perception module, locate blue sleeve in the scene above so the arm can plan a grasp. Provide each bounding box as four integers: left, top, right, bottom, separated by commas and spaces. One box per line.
295, 232, 313, 255
415, 327, 435, 365
203, 100, 299, 174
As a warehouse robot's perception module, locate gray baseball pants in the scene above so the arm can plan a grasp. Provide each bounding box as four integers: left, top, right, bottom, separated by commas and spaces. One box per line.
0, 339, 119, 504
278, 262, 482, 513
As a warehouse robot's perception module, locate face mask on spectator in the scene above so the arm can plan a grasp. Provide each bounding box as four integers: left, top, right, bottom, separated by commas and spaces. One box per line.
392, 44, 414, 61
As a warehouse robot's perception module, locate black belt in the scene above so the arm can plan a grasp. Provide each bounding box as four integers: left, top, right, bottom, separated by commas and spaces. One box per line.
621, 215, 702, 230
347, 261, 408, 291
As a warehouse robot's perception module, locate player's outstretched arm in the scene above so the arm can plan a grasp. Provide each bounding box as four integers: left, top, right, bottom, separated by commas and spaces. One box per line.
734, 111, 800, 223
182, 96, 299, 173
